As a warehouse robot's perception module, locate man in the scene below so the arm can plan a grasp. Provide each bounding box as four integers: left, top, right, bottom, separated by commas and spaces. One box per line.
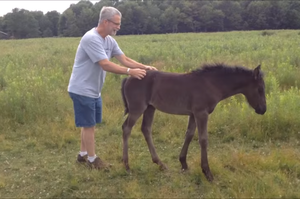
68, 6, 157, 169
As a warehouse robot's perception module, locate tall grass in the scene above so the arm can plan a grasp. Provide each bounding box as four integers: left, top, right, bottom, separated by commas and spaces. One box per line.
0, 30, 299, 198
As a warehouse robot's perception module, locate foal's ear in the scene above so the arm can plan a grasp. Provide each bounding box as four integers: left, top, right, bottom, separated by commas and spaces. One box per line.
253, 65, 261, 79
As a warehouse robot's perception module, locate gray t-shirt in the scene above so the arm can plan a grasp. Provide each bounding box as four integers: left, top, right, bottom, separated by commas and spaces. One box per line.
68, 28, 124, 98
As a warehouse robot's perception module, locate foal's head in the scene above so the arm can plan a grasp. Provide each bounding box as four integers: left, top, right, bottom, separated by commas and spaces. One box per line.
243, 65, 266, 115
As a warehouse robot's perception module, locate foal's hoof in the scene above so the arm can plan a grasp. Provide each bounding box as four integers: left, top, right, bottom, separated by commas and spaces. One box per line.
126, 169, 132, 175
159, 164, 168, 171
181, 164, 188, 172
202, 167, 214, 182
181, 167, 189, 173
124, 164, 131, 173
204, 172, 214, 182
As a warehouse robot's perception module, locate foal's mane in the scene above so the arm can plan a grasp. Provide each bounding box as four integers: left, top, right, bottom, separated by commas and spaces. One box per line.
190, 63, 259, 77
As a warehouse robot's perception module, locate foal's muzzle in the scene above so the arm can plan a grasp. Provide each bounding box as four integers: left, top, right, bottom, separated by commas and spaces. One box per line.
255, 105, 266, 115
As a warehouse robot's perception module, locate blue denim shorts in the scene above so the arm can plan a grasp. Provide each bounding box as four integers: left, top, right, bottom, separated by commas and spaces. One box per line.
69, 92, 102, 127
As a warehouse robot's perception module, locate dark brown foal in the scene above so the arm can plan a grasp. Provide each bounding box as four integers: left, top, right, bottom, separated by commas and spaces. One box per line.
121, 63, 266, 181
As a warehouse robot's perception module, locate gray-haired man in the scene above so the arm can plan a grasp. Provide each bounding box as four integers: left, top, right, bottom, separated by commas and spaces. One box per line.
68, 6, 157, 169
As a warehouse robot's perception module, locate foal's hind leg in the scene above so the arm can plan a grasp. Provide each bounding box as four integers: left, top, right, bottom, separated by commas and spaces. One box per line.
122, 111, 144, 171
141, 106, 167, 170
179, 114, 196, 171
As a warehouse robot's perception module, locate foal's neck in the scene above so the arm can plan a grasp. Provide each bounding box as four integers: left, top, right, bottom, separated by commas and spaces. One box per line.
214, 73, 252, 100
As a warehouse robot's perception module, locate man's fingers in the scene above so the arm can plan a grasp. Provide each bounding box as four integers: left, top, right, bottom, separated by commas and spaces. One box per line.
149, 66, 157, 71
131, 69, 147, 79
140, 69, 146, 75
139, 73, 144, 79
139, 72, 146, 79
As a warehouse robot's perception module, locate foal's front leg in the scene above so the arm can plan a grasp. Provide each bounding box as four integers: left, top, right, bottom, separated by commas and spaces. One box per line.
179, 114, 196, 171
195, 111, 213, 182
141, 106, 167, 170
122, 113, 142, 171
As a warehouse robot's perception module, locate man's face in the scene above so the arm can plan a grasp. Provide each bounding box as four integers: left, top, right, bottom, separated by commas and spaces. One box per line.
106, 15, 121, 36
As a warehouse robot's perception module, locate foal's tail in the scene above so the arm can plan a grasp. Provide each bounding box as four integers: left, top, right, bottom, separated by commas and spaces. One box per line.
121, 78, 129, 116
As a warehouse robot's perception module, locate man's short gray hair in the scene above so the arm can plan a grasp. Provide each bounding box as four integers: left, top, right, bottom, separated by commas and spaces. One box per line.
99, 6, 122, 24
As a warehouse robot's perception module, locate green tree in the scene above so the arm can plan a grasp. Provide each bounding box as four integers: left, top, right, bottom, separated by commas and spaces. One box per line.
4, 8, 40, 38
172, 0, 194, 32
5, 0, 300, 37
0, 17, 9, 39
42, 27, 53, 37
264, 1, 286, 29
70, 0, 93, 16
26, 14, 41, 38
78, 7, 95, 35
187, 1, 209, 32
216, 1, 243, 31
38, 15, 52, 37
143, 1, 162, 34
244, 1, 268, 30
31, 11, 43, 23
0, 17, 3, 30
131, 4, 148, 34
210, 9, 225, 32
62, 9, 81, 37
282, 1, 300, 29
160, 6, 180, 33
58, 13, 67, 36
198, 4, 214, 32
58, 1, 88, 37
117, 2, 140, 34
46, 11, 60, 36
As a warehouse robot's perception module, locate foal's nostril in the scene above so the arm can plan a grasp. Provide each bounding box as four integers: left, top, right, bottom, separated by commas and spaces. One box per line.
255, 106, 266, 115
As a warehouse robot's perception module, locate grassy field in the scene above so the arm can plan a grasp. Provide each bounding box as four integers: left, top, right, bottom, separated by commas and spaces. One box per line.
0, 30, 300, 198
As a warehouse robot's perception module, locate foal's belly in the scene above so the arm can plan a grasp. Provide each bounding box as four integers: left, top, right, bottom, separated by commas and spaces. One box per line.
156, 107, 190, 115
150, 102, 191, 115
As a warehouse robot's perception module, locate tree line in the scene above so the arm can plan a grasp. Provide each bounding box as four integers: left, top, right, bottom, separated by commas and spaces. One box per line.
1, 0, 300, 39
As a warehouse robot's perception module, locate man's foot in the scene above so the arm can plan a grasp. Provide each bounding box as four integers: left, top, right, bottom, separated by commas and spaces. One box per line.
76, 154, 88, 163
87, 157, 111, 170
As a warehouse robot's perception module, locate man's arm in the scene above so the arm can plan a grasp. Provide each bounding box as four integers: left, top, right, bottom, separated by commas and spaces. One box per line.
98, 59, 146, 80
114, 54, 157, 71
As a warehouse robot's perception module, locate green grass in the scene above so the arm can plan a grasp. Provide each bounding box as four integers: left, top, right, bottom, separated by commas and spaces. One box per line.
0, 30, 300, 198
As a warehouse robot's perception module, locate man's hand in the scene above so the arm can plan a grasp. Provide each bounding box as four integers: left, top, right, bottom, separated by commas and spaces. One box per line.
144, 65, 157, 71
128, 68, 146, 80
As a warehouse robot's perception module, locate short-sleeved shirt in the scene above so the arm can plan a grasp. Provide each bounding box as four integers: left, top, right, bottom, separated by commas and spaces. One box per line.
68, 27, 124, 98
